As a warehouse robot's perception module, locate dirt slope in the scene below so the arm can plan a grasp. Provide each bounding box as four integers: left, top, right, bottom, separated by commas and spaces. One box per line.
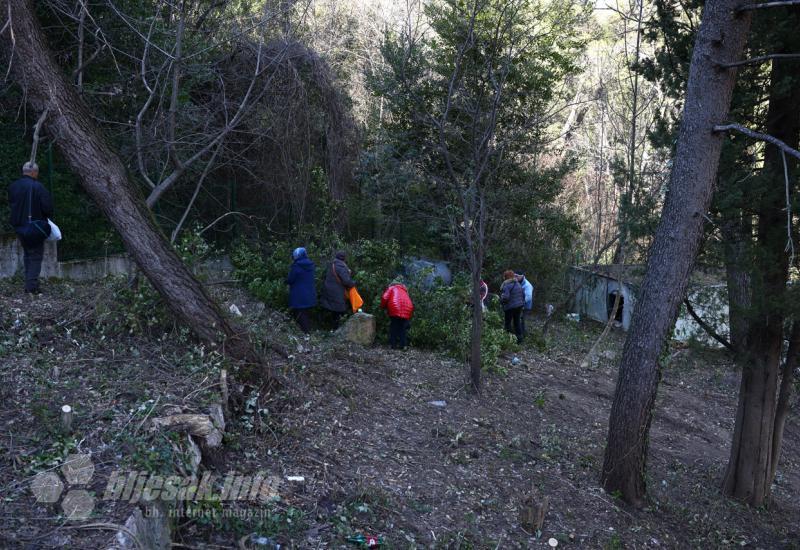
0, 280, 798, 549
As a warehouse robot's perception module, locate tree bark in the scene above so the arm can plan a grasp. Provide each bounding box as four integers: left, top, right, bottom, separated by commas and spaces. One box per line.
601, 0, 752, 506
722, 22, 800, 504
3, 0, 263, 367
469, 273, 484, 394
721, 214, 752, 351
768, 321, 799, 488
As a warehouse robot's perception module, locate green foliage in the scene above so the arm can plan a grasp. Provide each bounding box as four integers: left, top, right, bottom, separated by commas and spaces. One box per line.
106, 278, 171, 336
26, 437, 79, 473
121, 431, 180, 475
605, 533, 624, 550
231, 236, 400, 313
346, 238, 402, 316
231, 242, 293, 310
92, 229, 218, 337
408, 275, 517, 370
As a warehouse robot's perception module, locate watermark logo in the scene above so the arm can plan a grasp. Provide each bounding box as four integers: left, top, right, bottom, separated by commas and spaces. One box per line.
31, 453, 282, 521
31, 453, 96, 520
102, 471, 281, 503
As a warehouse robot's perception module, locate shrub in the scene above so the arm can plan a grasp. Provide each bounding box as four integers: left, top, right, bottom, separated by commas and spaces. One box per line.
95, 228, 217, 336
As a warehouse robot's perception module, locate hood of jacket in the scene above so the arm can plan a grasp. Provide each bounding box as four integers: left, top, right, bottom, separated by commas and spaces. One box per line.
293, 257, 315, 271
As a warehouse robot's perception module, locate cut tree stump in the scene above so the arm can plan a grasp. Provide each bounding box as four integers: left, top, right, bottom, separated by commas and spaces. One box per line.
150, 408, 226, 469
519, 493, 549, 533
109, 503, 171, 550
61, 405, 74, 432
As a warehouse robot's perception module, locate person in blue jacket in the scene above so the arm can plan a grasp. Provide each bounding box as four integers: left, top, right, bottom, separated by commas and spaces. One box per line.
515, 270, 534, 334
286, 247, 316, 333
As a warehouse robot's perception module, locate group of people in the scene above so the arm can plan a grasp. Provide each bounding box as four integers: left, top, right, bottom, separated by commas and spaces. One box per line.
286, 248, 415, 349
289, 247, 535, 350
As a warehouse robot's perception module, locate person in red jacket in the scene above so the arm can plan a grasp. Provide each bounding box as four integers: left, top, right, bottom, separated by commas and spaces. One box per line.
380, 280, 414, 350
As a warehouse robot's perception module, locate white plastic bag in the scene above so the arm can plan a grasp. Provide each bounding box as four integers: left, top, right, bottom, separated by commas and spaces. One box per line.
47, 219, 62, 241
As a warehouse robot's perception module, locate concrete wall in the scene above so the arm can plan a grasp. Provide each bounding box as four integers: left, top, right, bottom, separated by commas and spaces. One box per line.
569, 267, 729, 347
569, 268, 636, 330
0, 233, 132, 281
1, 234, 235, 282
674, 284, 730, 348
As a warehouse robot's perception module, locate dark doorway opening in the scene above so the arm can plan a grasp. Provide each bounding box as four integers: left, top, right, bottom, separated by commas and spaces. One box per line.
608, 291, 624, 323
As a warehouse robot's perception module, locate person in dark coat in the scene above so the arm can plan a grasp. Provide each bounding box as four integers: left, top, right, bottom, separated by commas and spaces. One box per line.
286, 247, 316, 333
319, 250, 355, 328
8, 162, 53, 294
500, 269, 525, 343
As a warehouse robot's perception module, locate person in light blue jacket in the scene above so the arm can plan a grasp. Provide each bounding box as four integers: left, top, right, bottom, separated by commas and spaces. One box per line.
516, 271, 534, 334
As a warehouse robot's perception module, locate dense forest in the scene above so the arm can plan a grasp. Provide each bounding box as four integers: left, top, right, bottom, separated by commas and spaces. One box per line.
0, 0, 798, 548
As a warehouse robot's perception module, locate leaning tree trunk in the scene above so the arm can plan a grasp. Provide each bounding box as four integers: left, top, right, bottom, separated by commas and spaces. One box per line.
722, 28, 800, 505
601, 0, 752, 506
3, 0, 261, 366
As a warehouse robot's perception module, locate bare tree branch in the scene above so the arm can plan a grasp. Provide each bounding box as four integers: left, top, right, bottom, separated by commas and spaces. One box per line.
683, 298, 735, 351
167, 5, 186, 171
170, 138, 224, 243
736, 0, 800, 11
75, 0, 86, 90
716, 52, 800, 68
714, 123, 800, 161
135, 12, 164, 190
29, 107, 49, 164
72, 38, 106, 82
198, 211, 251, 236
1, 2, 15, 81
145, 40, 268, 207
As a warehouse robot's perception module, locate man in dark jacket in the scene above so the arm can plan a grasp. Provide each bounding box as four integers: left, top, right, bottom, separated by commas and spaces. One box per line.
320, 251, 355, 328
8, 162, 53, 294
286, 247, 316, 333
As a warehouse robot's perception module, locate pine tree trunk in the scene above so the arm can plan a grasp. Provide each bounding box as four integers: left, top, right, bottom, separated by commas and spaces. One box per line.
3, 0, 262, 366
601, 0, 752, 506
722, 28, 800, 504
769, 322, 800, 489
721, 215, 751, 351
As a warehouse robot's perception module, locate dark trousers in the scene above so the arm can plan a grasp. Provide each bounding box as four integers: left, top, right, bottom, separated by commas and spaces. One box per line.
521, 308, 531, 334
292, 308, 312, 333
504, 307, 523, 343
389, 316, 410, 349
21, 241, 44, 292
326, 309, 343, 329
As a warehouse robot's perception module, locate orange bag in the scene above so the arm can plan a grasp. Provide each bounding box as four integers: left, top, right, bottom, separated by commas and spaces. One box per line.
348, 287, 364, 312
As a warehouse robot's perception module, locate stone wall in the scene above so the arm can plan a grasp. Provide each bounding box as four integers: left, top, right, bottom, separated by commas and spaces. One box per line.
0, 234, 132, 281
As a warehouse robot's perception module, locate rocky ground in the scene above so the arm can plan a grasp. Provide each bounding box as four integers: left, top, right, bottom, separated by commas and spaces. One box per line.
0, 278, 798, 549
